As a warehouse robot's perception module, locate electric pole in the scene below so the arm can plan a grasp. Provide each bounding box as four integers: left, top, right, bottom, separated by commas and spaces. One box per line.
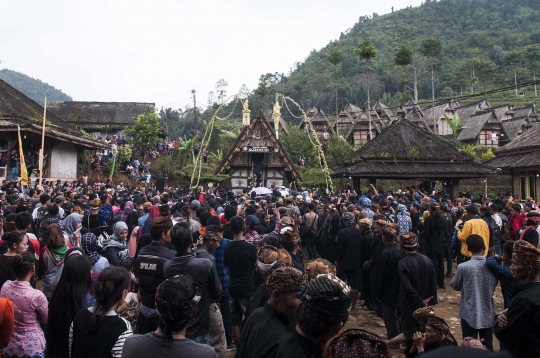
192, 89, 197, 134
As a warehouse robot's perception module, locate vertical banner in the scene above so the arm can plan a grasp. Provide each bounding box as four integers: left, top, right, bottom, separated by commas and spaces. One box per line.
17, 126, 28, 186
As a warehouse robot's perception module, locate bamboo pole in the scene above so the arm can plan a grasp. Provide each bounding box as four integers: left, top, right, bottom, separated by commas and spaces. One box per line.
38, 97, 47, 190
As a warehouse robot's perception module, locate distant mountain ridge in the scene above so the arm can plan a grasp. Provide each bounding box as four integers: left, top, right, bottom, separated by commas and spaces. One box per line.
0, 69, 72, 104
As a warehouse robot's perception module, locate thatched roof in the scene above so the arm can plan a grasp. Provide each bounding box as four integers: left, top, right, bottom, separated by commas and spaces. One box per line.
334, 110, 355, 132
488, 124, 540, 169
501, 116, 531, 140
265, 113, 289, 134
48, 101, 154, 131
343, 103, 363, 118
299, 106, 334, 133
513, 106, 538, 121
495, 122, 540, 155
424, 102, 455, 128
215, 114, 302, 180
457, 111, 503, 141
490, 105, 515, 121
0, 79, 108, 150
373, 101, 393, 119
392, 105, 431, 132
455, 99, 490, 122
333, 119, 497, 178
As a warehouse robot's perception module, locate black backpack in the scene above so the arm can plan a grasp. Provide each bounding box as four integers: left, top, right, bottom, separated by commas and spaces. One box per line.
32, 207, 48, 233
485, 217, 501, 248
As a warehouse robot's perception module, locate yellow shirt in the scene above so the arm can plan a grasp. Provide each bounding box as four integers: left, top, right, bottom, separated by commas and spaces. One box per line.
457, 218, 490, 257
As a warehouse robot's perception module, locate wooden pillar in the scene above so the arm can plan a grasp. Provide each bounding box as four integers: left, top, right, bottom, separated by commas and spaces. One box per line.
450, 179, 461, 200
353, 177, 361, 193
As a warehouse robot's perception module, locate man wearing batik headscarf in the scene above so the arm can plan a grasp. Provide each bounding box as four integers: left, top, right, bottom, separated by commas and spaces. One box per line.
412, 316, 457, 355
236, 266, 306, 358
358, 197, 374, 221
387, 306, 436, 357
397, 232, 438, 333
375, 225, 403, 340
397, 204, 412, 237
276, 274, 351, 358
495, 240, 540, 357
325, 329, 390, 358
305, 258, 336, 281
364, 216, 387, 323
335, 211, 363, 311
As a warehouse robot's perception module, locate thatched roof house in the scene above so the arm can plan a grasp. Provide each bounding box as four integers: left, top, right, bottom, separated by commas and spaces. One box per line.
0, 79, 108, 182
345, 107, 381, 147
373, 101, 394, 124
513, 106, 538, 123
490, 105, 515, 121
455, 99, 491, 121
501, 116, 533, 141
298, 106, 334, 136
424, 102, 456, 136
333, 110, 355, 134
334, 118, 497, 180
457, 110, 508, 146
216, 113, 301, 191
48, 101, 155, 136
487, 124, 540, 201
392, 104, 431, 132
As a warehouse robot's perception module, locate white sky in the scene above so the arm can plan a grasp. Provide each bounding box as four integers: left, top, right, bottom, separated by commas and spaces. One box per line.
1, 0, 423, 109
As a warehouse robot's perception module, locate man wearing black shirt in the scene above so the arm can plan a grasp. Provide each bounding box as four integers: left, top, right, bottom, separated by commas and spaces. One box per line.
422, 203, 446, 289
375, 226, 403, 340
224, 216, 257, 346
335, 212, 363, 311
135, 215, 175, 334
164, 223, 221, 344
236, 266, 306, 358
8, 150, 18, 181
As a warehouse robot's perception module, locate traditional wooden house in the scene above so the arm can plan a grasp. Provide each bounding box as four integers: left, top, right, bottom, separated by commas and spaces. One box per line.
501, 116, 533, 142
333, 110, 355, 135
424, 102, 456, 136
298, 106, 334, 137
373, 100, 394, 125
215, 113, 302, 192
0, 79, 109, 183
345, 107, 381, 147
333, 118, 498, 197
487, 124, 540, 202
48, 101, 155, 139
457, 110, 509, 146
392, 104, 431, 132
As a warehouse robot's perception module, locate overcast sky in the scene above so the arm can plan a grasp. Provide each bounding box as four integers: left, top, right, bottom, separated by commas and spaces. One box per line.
1, 0, 423, 110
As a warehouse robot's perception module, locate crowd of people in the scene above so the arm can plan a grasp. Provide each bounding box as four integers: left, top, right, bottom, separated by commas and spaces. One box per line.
0, 177, 537, 357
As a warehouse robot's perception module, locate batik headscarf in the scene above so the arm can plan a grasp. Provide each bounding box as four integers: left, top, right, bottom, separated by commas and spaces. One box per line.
256, 245, 283, 276
426, 316, 457, 345
513, 240, 540, 268
324, 329, 390, 358
396, 204, 412, 236
358, 218, 372, 229
413, 306, 435, 325
296, 274, 351, 336
62, 213, 83, 245
81, 232, 101, 266
266, 266, 306, 293
400, 232, 419, 249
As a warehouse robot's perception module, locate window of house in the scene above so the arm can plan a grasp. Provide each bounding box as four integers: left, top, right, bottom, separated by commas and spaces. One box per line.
520, 176, 536, 201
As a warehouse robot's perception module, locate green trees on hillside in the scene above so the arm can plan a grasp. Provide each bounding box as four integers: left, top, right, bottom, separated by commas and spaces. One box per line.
0, 69, 72, 104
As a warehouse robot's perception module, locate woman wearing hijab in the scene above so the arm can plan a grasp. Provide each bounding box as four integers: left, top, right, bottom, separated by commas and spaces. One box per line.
62, 213, 83, 246
119, 201, 138, 237
101, 221, 129, 265
42, 224, 71, 299
142, 205, 160, 234
397, 204, 412, 237
81, 232, 110, 273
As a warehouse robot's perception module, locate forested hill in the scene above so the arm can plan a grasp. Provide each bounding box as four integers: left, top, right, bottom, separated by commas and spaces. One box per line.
260, 0, 540, 117
0, 69, 72, 104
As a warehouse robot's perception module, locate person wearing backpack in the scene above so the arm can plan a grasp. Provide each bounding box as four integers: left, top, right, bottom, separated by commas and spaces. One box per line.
31, 194, 50, 233
37, 204, 62, 243
481, 207, 501, 257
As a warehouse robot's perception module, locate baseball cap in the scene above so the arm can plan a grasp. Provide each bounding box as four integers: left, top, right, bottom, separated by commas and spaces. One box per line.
190, 200, 201, 210
245, 215, 261, 227
55, 195, 65, 203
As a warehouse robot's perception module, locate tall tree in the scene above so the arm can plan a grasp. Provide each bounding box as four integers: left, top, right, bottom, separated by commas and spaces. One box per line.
394, 44, 414, 98
125, 110, 162, 155
420, 38, 442, 133
215, 79, 229, 104
328, 44, 343, 121
355, 38, 378, 109
504, 50, 524, 95
525, 45, 540, 96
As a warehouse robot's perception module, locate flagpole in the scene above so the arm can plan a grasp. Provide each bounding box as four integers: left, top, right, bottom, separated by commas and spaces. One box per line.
38, 97, 47, 190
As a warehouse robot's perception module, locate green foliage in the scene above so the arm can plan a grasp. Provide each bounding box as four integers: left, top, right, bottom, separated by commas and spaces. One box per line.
117, 144, 133, 162
355, 38, 379, 62
460, 143, 496, 163
255, 0, 540, 115
124, 109, 161, 154
325, 136, 356, 169
328, 45, 344, 67
443, 112, 461, 143
395, 44, 414, 67
0, 69, 72, 103
420, 38, 442, 59
281, 128, 318, 168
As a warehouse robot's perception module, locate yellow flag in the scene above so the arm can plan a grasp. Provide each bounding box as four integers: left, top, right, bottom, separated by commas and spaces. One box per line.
17, 126, 28, 186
